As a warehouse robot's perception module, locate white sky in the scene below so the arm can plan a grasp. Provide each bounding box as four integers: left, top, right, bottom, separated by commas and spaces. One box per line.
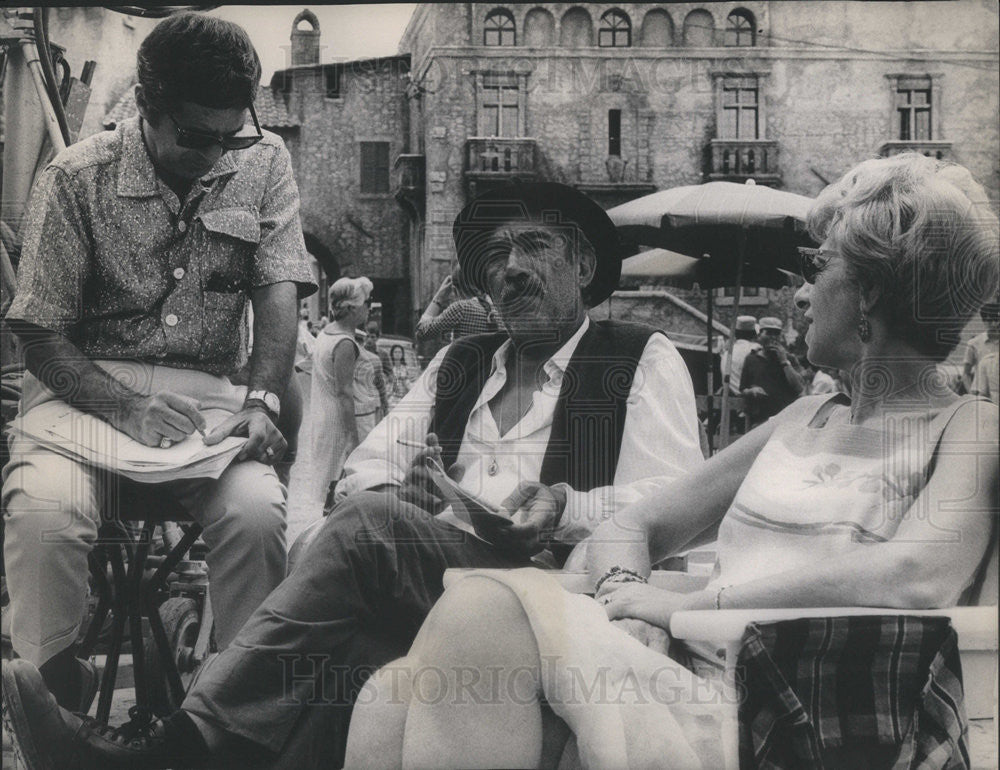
209, 4, 418, 79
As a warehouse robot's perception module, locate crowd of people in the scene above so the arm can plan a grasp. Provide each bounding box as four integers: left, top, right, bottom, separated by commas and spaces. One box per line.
2, 12, 998, 770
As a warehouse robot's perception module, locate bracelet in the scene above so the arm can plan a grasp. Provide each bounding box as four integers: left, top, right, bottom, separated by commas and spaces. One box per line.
714, 584, 731, 610
594, 566, 648, 595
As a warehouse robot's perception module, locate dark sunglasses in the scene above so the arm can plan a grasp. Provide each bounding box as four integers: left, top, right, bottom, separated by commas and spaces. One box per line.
796, 247, 836, 284
167, 104, 263, 151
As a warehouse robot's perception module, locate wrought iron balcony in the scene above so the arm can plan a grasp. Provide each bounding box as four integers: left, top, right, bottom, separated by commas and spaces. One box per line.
878, 140, 952, 160
708, 139, 780, 185
464, 138, 538, 197
393, 154, 424, 217
465, 138, 536, 176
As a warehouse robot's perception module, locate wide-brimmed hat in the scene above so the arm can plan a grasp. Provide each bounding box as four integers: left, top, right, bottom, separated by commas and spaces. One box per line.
452, 181, 623, 307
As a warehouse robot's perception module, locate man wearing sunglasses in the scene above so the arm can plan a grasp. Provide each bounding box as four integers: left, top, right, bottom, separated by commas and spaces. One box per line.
3, 12, 315, 715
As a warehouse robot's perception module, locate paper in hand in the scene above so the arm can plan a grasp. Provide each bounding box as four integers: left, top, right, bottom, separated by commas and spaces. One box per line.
424, 458, 512, 543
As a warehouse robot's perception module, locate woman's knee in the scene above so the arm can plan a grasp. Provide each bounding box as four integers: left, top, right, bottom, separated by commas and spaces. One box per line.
417, 577, 532, 662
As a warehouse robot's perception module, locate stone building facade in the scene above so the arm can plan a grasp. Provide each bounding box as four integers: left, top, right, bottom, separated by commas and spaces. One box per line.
271, 10, 414, 332
65, 4, 1000, 345
394, 1, 998, 345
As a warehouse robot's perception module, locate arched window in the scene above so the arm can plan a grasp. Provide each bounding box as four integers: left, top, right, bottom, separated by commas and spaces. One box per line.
524, 7, 555, 47
639, 9, 674, 47
559, 7, 593, 48
683, 9, 715, 47
484, 8, 516, 46
725, 9, 755, 47
599, 9, 631, 47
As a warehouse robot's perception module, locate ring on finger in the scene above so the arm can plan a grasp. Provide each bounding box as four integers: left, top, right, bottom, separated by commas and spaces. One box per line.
265, 446, 275, 458
159, 437, 173, 449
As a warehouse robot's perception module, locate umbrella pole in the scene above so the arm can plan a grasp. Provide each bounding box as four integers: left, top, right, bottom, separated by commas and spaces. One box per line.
705, 278, 714, 456
719, 231, 747, 449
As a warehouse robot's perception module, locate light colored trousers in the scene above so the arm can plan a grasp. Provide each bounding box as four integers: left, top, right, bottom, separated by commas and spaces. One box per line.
1, 362, 288, 667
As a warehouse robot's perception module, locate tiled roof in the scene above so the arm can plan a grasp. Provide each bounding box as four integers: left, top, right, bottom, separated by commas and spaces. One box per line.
102, 85, 298, 129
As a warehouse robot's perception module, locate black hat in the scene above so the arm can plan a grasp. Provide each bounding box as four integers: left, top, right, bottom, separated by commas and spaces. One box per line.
452, 181, 623, 307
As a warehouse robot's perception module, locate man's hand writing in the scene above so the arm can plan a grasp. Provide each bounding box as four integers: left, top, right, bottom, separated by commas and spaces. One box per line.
116, 392, 206, 447
204, 405, 286, 464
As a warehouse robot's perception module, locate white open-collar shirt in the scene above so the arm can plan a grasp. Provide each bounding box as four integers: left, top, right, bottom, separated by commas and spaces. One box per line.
336, 316, 704, 542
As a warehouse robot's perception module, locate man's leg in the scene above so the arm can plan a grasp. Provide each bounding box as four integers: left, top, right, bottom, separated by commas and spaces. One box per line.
182, 491, 527, 761
2, 438, 102, 707
171, 460, 287, 648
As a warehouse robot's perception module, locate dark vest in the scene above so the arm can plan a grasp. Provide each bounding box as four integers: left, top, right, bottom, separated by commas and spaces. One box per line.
429, 320, 660, 493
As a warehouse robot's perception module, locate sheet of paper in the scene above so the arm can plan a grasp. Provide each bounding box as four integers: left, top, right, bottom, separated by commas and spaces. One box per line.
10, 401, 247, 481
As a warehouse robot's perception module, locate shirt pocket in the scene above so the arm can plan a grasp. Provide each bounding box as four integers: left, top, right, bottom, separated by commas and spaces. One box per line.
196, 208, 260, 289
201, 290, 246, 363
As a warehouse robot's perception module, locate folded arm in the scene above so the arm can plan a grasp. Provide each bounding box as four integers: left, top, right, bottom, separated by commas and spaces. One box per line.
604, 400, 998, 628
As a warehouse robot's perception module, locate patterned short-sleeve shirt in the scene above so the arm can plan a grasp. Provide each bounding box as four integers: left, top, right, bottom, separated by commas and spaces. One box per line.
7, 117, 317, 376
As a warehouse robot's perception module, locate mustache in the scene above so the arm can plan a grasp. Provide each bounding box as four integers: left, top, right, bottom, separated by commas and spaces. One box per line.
499, 275, 543, 308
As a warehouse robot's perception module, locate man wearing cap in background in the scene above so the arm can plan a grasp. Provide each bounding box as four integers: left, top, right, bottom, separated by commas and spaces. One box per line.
8, 181, 704, 768
740, 315, 806, 428
721, 315, 761, 394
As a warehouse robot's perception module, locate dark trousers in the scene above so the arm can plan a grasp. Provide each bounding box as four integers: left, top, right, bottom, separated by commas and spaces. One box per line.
182, 491, 528, 768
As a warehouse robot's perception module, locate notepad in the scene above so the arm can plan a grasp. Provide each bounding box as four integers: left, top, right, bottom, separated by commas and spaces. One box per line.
425, 457, 512, 543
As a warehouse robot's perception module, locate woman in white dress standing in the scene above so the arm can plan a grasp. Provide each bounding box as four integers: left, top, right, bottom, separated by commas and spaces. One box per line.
309, 276, 380, 503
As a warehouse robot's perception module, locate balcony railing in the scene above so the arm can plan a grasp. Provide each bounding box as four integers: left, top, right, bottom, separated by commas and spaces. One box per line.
878, 140, 952, 160
393, 154, 424, 217
708, 139, 780, 184
465, 138, 537, 176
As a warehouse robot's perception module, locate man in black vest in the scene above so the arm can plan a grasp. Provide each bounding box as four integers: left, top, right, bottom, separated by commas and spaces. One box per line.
4, 183, 703, 769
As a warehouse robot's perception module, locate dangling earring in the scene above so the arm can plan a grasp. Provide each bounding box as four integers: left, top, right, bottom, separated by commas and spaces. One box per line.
858, 306, 872, 343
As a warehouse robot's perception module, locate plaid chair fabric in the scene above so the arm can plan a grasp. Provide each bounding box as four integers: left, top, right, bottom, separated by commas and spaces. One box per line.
737, 615, 969, 770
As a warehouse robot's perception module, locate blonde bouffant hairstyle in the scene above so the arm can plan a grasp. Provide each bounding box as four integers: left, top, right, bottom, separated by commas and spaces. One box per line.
807, 153, 999, 359
328, 276, 374, 321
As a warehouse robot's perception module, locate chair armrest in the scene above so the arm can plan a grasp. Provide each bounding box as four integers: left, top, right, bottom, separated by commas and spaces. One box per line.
670, 605, 998, 647
443, 568, 711, 594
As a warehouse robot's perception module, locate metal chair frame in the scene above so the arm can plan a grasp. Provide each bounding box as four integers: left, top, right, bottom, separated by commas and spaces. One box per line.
76, 492, 210, 727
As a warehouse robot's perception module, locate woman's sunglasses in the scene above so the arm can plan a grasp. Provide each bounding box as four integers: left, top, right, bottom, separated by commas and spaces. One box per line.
796, 247, 836, 284
167, 104, 263, 151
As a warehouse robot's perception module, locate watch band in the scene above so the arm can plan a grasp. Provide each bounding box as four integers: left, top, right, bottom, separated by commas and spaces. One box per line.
246, 389, 280, 417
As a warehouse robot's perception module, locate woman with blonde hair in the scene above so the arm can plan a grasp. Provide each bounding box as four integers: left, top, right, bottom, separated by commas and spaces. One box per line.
309, 276, 379, 503
346, 154, 999, 768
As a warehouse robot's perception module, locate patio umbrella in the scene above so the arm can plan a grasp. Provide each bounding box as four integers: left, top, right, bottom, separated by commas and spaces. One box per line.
609, 181, 814, 451
621, 247, 796, 290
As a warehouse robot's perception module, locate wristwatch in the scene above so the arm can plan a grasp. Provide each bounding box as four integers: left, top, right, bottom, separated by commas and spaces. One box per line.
245, 389, 281, 418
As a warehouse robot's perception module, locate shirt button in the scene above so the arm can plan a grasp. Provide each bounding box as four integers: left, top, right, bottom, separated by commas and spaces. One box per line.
173, 267, 185, 280
177, 220, 187, 233
165, 313, 179, 327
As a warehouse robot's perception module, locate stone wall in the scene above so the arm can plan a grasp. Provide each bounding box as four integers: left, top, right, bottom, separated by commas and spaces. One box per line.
46, 7, 157, 140
403, 0, 998, 321
280, 56, 413, 330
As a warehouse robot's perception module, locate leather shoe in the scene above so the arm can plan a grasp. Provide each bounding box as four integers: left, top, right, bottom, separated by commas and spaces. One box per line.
2, 659, 198, 769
